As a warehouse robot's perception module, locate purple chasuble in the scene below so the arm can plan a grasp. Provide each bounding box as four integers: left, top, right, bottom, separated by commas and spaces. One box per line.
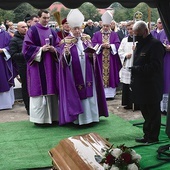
58, 34, 108, 125
0, 29, 14, 93
22, 23, 60, 96
92, 31, 121, 88
150, 29, 160, 40
159, 29, 170, 93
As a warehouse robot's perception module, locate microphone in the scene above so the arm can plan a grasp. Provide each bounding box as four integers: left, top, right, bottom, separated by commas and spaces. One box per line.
49, 34, 53, 46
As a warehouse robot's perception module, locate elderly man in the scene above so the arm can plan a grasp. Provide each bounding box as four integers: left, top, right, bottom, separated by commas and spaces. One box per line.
92, 11, 121, 100
131, 21, 165, 144
83, 19, 99, 38
59, 9, 108, 125
22, 10, 60, 126
9, 21, 29, 114
0, 27, 14, 110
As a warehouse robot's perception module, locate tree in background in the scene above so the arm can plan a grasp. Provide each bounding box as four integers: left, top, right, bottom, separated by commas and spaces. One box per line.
0, 10, 14, 23
0, 2, 159, 25
13, 3, 38, 22
79, 3, 101, 21
113, 2, 159, 23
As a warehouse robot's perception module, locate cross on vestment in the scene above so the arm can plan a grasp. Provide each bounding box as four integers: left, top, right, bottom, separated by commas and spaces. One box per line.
79, 52, 84, 59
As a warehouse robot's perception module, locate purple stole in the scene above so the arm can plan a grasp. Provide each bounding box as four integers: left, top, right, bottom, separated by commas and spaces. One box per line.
71, 45, 93, 100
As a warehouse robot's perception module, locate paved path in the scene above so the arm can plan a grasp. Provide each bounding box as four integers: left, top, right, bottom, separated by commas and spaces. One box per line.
0, 93, 143, 123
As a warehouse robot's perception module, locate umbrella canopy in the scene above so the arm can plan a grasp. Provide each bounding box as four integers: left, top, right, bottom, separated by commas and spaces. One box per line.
0, 0, 157, 10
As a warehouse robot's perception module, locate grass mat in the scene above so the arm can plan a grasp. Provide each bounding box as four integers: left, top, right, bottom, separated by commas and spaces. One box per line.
130, 116, 170, 170
0, 114, 143, 169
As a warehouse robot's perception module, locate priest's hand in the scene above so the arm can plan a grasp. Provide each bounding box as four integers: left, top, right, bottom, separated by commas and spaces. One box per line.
126, 53, 132, 59
0, 48, 3, 53
48, 46, 56, 53
102, 43, 110, 49
42, 45, 50, 52
165, 45, 170, 51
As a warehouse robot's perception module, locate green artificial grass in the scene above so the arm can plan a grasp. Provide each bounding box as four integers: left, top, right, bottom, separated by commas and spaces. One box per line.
0, 114, 143, 169
130, 116, 170, 170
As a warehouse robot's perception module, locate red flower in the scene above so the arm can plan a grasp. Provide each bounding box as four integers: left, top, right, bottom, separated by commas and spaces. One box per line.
106, 154, 115, 165
121, 152, 132, 164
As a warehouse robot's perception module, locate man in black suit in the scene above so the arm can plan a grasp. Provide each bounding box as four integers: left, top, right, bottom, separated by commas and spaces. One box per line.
117, 21, 128, 41
131, 21, 165, 144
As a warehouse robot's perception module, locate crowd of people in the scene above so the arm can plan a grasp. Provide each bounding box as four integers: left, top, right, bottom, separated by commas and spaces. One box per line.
0, 9, 169, 144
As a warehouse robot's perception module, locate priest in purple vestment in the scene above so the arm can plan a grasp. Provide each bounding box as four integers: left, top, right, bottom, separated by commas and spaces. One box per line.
150, 18, 163, 39
92, 11, 121, 100
159, 29, 170, 114
22, 10, 61, 126
59, 9, 108, 125
0, 28, 15, 110
57, 18, 70, 40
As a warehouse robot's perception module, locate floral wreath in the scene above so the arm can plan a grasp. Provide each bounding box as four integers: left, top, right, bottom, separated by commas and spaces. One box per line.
95, 144, 141, 170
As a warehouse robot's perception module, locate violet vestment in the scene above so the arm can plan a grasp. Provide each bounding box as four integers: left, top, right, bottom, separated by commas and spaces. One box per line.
23, 23, 60, 97
22, 23, 61, 124
92, 30, 121, 98
0, 29, 14, 109
59, 34, 108, 125
159, 29, 170, 94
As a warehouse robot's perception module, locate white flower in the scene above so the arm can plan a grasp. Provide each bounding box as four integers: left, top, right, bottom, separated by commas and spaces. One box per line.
111, 148, 122, 158
110, 165, 119, 170
127, 163, 138, 170
131, 149, 141, 162
103, 163, 110, 169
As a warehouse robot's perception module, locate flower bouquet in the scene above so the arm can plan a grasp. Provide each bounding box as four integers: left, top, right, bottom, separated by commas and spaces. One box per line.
95, 144, 141, 170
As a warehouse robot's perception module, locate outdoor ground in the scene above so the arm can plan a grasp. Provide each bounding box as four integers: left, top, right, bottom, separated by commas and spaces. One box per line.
0, 90, 143, 123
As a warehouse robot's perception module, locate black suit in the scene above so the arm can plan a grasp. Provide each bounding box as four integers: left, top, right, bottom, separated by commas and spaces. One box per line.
9, 31, 29, 114
131, 34, 165, 141
117, 28, 127, 42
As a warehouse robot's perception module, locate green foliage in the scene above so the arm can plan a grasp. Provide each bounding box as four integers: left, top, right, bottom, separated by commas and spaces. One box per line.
13, 3, 38, 22
0, 9, 14, 23
113, 2, 159, 23
79, 3, 101, 21
0, 2, 159, 25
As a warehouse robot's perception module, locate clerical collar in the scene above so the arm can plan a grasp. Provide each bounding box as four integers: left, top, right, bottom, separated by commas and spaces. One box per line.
127, 36, 133, 42
156, 29, 162, 33
100, 29, 111, 34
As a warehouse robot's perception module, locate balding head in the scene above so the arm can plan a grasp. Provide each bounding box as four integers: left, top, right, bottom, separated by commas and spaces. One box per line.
133, 21, 149, 41
17, 21, 28, 35
133, 21, 148, 32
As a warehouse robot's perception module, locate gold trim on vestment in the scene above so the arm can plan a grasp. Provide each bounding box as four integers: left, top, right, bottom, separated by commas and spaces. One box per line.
102, 32, 110, 87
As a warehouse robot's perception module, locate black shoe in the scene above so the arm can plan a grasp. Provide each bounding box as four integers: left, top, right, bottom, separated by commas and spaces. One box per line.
26, 110, 30, 115
135, 137, 159, 144
106, 97, 115, 101
147, 139, 159, 144
124, 105, 132, 110
34, 123, 53, 127
161, 111, 167, 115
135, 137, 147, 143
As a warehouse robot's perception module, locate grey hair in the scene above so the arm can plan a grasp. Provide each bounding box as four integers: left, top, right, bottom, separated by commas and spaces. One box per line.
133, 21, 148, 31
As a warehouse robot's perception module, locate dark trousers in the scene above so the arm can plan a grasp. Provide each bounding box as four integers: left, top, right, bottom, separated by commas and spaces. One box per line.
18, 66, 29, 112
140, 102, 161, 141
122, 83, 132, 106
